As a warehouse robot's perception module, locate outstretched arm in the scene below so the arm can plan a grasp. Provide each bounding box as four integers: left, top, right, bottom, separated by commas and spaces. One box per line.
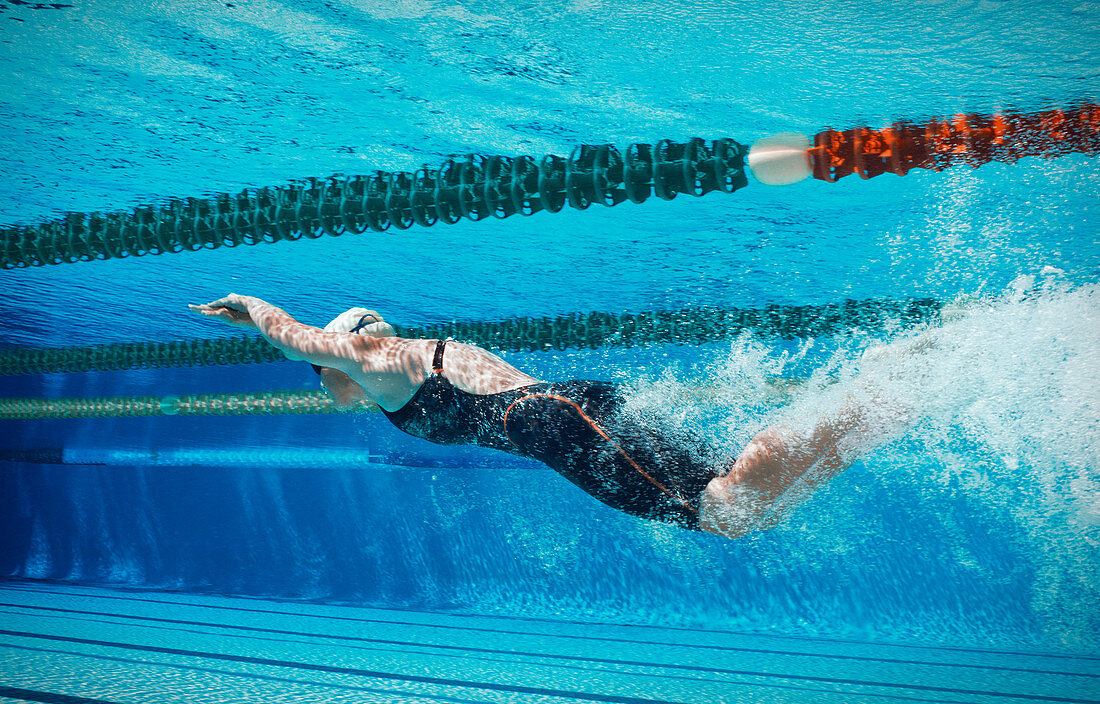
189, 293, 434, 411
189, 293, 373, 372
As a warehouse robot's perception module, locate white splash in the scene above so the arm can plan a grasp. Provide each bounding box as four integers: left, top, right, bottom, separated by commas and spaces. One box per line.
623, 279, 1100, 645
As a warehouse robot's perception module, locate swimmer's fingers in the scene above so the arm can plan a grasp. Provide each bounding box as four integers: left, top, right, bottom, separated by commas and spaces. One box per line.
188, 303, 256, 329
202, 293, 249, 312
188, 303, 232, 317
188, 304, 234, 322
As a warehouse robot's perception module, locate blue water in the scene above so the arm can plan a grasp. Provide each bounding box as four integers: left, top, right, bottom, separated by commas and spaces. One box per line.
1, 0, 1099, 662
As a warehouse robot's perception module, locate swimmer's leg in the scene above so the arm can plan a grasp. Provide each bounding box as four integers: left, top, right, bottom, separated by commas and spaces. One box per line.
700, 389, 910, 539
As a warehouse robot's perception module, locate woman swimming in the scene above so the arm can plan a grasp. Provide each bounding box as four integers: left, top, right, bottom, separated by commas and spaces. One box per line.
190, 293, 895, 538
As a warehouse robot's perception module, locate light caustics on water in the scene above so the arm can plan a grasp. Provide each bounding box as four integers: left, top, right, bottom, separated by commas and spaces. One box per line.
2, 7, 1099, 694
0, 14, 1095, 649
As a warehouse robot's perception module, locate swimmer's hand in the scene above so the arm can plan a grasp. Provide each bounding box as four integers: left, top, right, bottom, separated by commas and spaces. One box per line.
189, 294, 259, 330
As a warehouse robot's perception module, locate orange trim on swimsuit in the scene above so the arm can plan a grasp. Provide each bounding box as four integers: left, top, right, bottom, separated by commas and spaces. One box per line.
503, 393, 696, 514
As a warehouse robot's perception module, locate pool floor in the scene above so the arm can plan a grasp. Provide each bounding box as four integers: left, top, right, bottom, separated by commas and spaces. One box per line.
0, 581, 1096, 703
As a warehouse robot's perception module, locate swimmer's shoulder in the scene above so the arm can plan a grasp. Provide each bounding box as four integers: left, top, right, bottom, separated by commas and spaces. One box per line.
438, 340, 543, 392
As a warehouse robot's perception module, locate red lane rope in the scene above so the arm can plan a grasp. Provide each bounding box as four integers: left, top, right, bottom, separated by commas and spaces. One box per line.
810, 103, 1100, 182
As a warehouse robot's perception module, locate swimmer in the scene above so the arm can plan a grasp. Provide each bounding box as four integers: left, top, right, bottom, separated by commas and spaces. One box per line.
190, 294, 901, 539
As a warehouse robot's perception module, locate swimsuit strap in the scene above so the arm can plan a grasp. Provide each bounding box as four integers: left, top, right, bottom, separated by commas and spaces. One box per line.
431, 339, 447, 374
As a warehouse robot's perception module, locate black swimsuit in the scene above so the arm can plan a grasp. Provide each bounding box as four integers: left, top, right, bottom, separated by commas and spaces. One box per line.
381, 340, 718, 530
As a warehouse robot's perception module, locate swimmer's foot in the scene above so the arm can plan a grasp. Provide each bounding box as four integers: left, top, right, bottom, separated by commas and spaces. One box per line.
699, 477, 781, 539
700, 407, 871, 539
699, 429, 802, 539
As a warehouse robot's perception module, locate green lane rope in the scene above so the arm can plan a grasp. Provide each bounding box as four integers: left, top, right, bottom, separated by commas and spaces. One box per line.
0, 137, 748, 269
0, 297, 942, 376
0, 390, 377, 420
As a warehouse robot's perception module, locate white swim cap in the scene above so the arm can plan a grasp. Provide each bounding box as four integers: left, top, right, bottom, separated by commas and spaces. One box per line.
323, 307, 395, 337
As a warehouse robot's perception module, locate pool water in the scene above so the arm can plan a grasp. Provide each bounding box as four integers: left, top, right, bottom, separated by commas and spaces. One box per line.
1, 0, 1099, 700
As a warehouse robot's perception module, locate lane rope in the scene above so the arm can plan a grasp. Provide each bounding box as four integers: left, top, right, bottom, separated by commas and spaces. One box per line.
3, 103, 1096, 269
0, 138, 748, 268
0, 390, 376, 420
0, 297, 943, 376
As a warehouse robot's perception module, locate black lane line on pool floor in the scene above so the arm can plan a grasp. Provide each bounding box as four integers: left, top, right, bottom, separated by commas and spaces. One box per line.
0, 643, 503, 704
0, 686, 123, 704
0, 601, 1092, 681
0, 629, 1096, 704
3, 582, 1094, 667
0, 628, 689, 704
0, 641, 986, 704
0, 606, 775, 692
